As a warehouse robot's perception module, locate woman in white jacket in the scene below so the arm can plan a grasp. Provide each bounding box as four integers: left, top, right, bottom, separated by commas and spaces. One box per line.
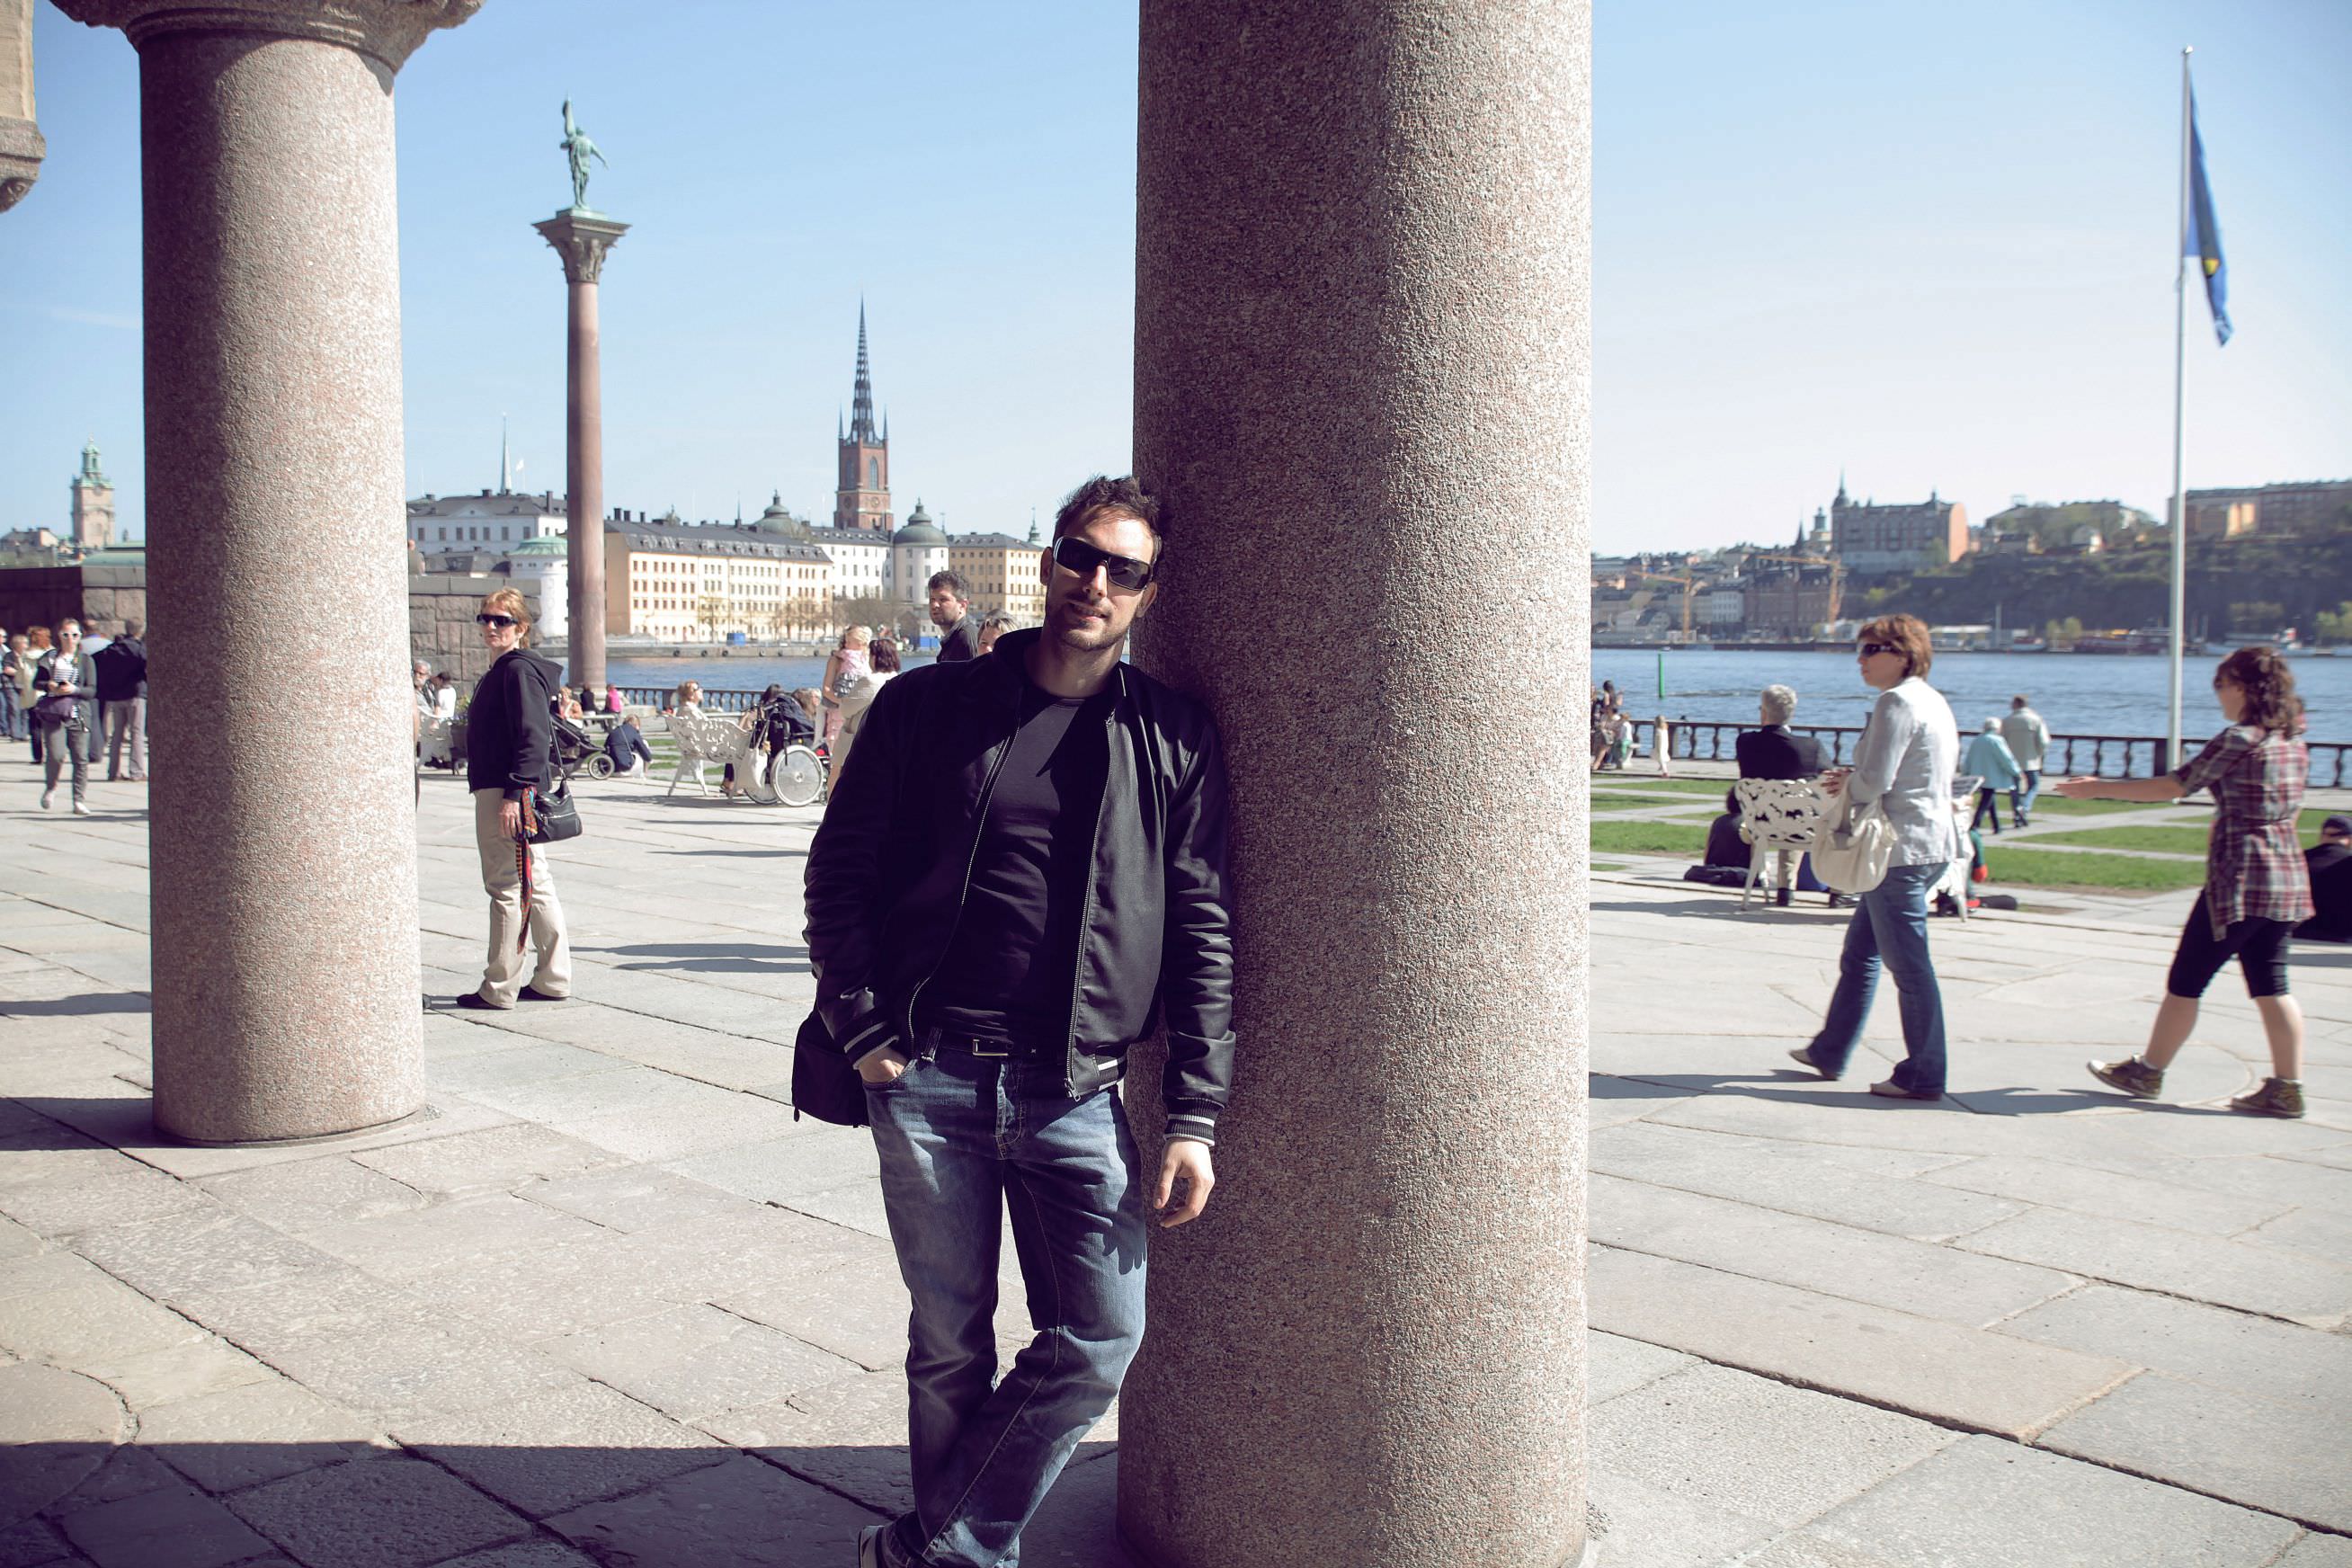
833, 637, 900, 778
1786, 613, 1961, 1100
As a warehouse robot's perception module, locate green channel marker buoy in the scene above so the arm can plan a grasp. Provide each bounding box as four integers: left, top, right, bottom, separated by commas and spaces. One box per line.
1657, 649, 1664, 699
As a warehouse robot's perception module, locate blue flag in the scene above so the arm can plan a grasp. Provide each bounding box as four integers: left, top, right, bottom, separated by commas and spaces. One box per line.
2184, 94, 2232, 345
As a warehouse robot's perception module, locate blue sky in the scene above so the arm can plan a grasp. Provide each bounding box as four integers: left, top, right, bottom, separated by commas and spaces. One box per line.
3, 0, 2346, 556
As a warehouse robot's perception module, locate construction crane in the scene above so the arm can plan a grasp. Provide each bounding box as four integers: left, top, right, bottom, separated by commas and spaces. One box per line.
1628, 570, 1699, 637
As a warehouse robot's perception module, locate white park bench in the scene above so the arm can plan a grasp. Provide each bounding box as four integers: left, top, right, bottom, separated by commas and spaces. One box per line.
664, 709, 757, 799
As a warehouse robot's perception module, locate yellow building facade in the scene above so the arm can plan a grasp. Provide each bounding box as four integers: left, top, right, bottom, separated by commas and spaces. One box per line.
603, 516, 833, 642
948, 531, 1047, 627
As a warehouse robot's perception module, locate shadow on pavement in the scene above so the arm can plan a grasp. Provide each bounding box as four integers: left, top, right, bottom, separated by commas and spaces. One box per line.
576, 942, 811, 976
0, 1440, 1127, 1568
0, 993, 151, 1017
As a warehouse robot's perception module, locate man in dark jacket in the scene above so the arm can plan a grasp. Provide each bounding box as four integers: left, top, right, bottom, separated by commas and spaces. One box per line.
603, 714, 654, 777
1735, 683, 1826, 780
93, 618, 147, 781
2299, 815, 2352, 942
808, 477, 1231, 1568
928, 570, 979, 662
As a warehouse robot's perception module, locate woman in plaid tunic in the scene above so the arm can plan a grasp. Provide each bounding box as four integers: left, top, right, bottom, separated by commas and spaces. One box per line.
2059, 646, 2313, 1118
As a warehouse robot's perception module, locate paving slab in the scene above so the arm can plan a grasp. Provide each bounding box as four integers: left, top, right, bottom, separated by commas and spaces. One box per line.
543, 1452, 878, 1568
1919, 1152, 2294, 1236
1591, 1120, 2002, 1242
552, 1081, 807, 1163
510, 1165, 749, 1233
291, 1193, 607, 1284
1589, 1247, 2134, 1439
539, 1304, 860, 1421
0, 1272, 204, 1368
1590, 1173, 2072, 1326
2273, 1535, 2352, 1568
1957, 1206, 2352, 1326
69, 1205, 343, 1304
1992, 1283, 2352, 1413
663, 1127, 878, 1206
2241, 1204, 2352, 1268
1588, 1330, 1694, 1405
349, 1122, 625, 1197
712, 1255, 911, 1372
2039, 1370, 2352, 1531
1583, 1465, 1777, 1568
54, 1478, 274, 1568
136, 1377, 384, 1493
192, 1155, 431, 1234
699, 1367, 913, 1518
1588, 1362, 1956, 1531
0, 1518, 74, 1568
1787, 1434, 2300, 1568
87, 1332, 274, 1411
0, 1364, 124, 1524
392, 1380, 730, 1519
399, 1233, 711, 1341
226, 1455, 532, 1568
434, 1544, 604, 1568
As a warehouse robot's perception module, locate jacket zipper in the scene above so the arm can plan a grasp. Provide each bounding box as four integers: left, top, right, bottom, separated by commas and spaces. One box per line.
900, 688, 1022, 1042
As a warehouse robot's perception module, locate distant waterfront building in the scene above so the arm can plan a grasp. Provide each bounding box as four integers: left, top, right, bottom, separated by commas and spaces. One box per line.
407, 489, 566, 551
948, 525, 1046, 626
890, 501, 950, 618
70, 440, 114, 550
806, 521, 890, 608
1982, 499, 2144, 554
1828, 477, 1968, 576
2186, 478, 2352, 539
602, 512, 832, 643
1743, 562, 1841, 638
833, 306, 893, 534
1705, 583, 1745, 632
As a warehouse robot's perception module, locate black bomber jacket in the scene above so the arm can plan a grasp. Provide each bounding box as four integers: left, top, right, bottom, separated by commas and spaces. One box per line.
802, 628, 1236, 1145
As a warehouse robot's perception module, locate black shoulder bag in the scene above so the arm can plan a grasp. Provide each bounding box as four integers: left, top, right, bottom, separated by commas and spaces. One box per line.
790, 1009, 869, 1128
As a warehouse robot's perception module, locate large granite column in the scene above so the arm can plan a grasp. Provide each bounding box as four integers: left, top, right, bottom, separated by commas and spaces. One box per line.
56, 0, 476, 1142
1123, 4, 1592, 1565
0, 0, 44, 211
531, 211, 626, 689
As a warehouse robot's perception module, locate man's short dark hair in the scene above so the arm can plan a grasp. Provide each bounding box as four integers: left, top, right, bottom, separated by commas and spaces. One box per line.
1053, 475, 1165, 564
2011, 694, 2029, 708
927, 570, 968, 600
121, 619, 143, 638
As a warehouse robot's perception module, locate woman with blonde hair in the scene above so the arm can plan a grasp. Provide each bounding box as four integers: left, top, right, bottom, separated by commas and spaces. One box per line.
1786, 614, 1960, 1100
820, 626, 871, 751
2072, 646, 2314, 1118
453, 587, 571, 1011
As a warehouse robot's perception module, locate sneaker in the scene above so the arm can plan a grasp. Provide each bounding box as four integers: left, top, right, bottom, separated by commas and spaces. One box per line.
71, 801, 90, 816
2088, 1056, 2163, 1100
39, 788, 53, 809
1868, 1079, 1942, 1100
2228, 1077, 2305, 1119
1787, 1047, 1841, 1080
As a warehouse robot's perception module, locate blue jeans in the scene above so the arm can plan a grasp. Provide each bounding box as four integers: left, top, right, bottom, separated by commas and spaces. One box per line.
0, 682, 20, 740
2016, 769, 2041, 824
1807, 860, 1947, 1095
867, 1047, 1148, 1568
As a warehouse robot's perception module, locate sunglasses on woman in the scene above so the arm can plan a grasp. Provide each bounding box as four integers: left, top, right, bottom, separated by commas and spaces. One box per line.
1858, 641, 1897, 658
476, 613, 518, 628
1052, 535, 1154, 592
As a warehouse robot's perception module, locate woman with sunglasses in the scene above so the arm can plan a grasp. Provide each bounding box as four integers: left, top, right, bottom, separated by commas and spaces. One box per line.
454, 588, 571, 1011
2066, 646, 2312, 1118
1787, 614, 1960, 1100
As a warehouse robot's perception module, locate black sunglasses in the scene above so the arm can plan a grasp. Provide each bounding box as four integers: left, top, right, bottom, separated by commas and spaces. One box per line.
1858, 641, 1897, 657
1052, 535, 1154, 592
476, 613, 518, 628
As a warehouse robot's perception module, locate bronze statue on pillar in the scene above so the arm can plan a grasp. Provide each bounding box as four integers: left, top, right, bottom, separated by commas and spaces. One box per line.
534, 102, 625, 691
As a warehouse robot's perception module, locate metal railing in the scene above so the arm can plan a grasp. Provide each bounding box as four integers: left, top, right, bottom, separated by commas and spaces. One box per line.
1623, 718, 2350, 787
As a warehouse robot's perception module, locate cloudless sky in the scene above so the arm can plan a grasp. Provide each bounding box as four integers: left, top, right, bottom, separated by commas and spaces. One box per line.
3, 1, 2346, 556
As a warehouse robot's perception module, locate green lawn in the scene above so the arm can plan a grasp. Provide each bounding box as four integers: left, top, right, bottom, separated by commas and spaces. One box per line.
1981, 847, 2208, 893
1589, 777, 1735, 797
2025, 824, 2210, 855
1590, 821, 1708, 857
2018, 795, 2148, 816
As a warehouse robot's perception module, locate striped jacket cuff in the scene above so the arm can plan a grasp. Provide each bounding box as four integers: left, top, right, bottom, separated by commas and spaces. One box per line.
1164, 1113, 1217, 1147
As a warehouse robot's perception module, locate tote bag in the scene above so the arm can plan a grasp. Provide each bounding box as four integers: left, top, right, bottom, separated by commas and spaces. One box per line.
1812, 792, 1893, 895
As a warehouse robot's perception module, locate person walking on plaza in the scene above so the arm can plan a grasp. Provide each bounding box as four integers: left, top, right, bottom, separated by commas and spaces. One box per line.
806, 475, 1232, 1568
2073, 646, 2313, 1118
833, 637, 898, 771
2297, 815, 2352, 943
452, 588, 570, 1011
1786, 614, 1960, 1100
2000, 693, 2050, 825
929, 571, 978, 662
820, 626, 871, 751
33, 620, 99, 815
93, 619, 147, 782
22, 627, 49, 766
1962, 717, 2022, 835
0, 630, 24, 746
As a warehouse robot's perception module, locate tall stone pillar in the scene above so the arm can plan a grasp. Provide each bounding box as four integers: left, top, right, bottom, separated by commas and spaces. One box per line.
0, 0, 45, 211
56, 0, 477, 1142
1123, 4, 1592, 1565
531, 212, 626, 689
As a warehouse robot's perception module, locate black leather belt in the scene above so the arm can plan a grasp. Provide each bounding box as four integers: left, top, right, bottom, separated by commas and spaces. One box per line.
923, 1028, 1055, 1061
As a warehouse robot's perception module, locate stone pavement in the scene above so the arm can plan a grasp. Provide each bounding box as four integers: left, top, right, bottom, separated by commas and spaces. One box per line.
1, 763, 2348, 1567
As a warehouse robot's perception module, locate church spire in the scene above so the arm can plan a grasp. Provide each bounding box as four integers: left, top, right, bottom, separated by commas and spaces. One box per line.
849, 301, 878, 443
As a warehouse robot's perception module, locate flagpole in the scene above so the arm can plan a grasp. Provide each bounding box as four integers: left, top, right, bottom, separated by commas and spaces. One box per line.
2164, 48, 2192, 771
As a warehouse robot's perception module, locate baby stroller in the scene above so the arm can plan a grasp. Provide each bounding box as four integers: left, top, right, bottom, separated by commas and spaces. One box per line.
552, 712, 610, 781
744, 695, 826, 806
